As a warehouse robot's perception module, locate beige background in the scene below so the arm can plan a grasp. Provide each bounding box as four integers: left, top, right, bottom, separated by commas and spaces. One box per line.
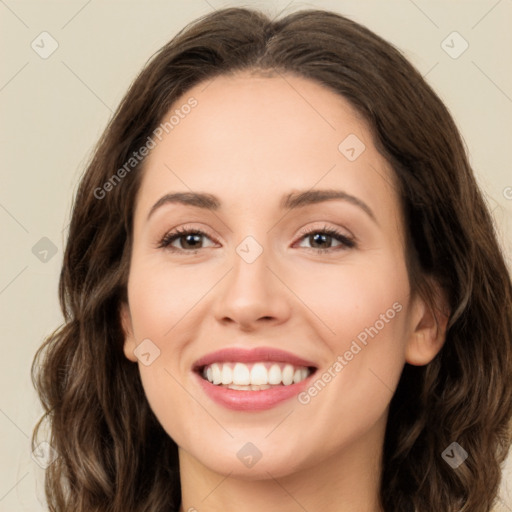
1, 0, 511, 510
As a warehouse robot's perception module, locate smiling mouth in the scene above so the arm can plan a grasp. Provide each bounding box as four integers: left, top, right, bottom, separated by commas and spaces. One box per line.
196, 361, 317, 390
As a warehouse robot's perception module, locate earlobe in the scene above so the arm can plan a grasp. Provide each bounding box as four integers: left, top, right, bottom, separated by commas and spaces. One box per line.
405, 283, 450, 366
120, 302, 138, 362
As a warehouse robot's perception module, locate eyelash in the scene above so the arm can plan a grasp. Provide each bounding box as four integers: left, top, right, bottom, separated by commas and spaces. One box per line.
156, 224, 356, 255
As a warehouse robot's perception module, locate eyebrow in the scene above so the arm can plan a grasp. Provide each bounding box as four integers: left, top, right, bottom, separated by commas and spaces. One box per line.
147, 189, 377, 224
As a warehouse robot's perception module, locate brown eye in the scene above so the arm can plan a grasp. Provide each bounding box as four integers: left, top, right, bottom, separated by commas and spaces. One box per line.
157, 227, 216, 252
295, 225, 356, 253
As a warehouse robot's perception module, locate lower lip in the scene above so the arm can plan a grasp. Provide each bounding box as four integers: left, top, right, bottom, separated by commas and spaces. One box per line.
194, 371, 314, 411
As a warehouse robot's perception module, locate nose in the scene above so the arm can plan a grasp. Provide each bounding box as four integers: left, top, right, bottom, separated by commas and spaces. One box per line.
212, 242, 291, 331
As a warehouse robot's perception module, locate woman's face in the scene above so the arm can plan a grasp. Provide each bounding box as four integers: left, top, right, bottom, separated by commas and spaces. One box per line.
121, 71, 439, 478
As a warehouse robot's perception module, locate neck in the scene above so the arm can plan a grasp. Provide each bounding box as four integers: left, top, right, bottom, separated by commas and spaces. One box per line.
177, 414, 386, 512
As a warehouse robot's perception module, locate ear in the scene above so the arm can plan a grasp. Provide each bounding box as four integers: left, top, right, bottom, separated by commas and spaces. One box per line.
405, 281, 450, 366
120, 301, 138, 362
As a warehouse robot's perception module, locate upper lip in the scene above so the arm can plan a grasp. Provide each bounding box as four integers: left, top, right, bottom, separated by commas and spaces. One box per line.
192, 346, 318, 371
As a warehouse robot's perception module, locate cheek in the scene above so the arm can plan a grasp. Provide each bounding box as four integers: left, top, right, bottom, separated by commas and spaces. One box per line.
125, 260, 217, 441
292, 256, 409, 420
127, 258, 208, 342
291, 253, 409, 350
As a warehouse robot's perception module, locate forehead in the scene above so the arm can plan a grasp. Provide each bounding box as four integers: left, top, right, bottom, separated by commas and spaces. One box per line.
168, 70, 367, 155
135, 71, 399, 223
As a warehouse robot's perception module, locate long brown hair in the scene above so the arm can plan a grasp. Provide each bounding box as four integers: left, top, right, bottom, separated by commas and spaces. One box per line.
32, 7, 512, 512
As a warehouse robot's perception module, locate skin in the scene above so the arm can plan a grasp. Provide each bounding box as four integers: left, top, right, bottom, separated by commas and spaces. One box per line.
120, 70, 448, 512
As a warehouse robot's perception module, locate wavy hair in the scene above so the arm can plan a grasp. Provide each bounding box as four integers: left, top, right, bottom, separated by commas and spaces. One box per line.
32, 7, 512, 512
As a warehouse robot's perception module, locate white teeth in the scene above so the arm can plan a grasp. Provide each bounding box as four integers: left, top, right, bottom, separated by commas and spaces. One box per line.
233, 362, 251, 385
294, 368, 308, 383
211, 363, 222, 385
221, 364, 233, 385
201, 361, 312, 387
227, 384, 272, 391
227, 384, 249, 390
268, 364, 282, 385
282, 364, 294, 385
250, 363, 268, 385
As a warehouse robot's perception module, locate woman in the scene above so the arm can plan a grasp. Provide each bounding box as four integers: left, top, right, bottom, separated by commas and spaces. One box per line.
32, 7, 512, 512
